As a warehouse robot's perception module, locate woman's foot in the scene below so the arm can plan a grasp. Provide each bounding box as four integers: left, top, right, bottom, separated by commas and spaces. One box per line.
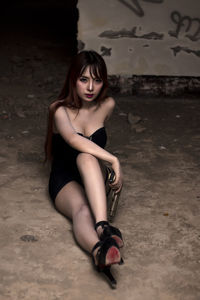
95, 221, 124, 248
92, 238, 121, 289
92, 237, 121, 269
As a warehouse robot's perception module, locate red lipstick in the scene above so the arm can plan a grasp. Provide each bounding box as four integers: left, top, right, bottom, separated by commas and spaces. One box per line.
85, 94, 94, 98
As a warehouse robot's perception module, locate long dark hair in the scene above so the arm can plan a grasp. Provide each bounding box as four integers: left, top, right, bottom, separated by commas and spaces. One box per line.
44, 50, 109, 161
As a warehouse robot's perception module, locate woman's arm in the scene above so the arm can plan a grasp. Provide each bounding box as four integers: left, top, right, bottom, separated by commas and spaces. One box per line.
54, 105, 116, 163
54, 104, 122, 192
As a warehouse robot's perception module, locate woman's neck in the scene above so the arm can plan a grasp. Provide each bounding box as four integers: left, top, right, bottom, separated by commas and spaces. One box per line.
81, 99, 98, 110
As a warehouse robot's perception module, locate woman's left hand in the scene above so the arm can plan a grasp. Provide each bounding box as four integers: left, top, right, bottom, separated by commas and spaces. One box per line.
110, 157, 123, 194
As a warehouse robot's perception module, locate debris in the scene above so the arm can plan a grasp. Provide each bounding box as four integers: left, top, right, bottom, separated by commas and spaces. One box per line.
6, 135, 14, 139
128, 113, 142, 125
128, 113, 146, 132
135, 126, 146, 133
27, 94, 35, 99
20, 235, 38, 242
159, 146, 167, 150
176, 115, 181, 118
22, 130, 29, 134
16, 110, 26, 118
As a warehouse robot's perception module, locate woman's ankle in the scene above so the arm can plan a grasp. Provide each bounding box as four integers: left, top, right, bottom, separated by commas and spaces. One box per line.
95, 220, 109, 237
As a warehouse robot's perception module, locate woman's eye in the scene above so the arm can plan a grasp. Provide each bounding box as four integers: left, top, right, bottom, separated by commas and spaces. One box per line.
95, 79, 102, 83
79, 77, 87, 82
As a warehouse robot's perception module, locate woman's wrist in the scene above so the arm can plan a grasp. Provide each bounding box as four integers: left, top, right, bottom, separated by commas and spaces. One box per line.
110, 155, 118, 166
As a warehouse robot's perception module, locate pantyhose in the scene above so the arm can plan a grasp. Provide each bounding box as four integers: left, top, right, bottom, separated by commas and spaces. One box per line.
54, 153, 108, 256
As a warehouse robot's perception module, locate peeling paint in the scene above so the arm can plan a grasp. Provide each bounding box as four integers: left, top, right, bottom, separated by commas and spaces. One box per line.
108, 75, 200, 96
99, 27, 164, 40
171, 46, 200, 58
100, 46, 112, 56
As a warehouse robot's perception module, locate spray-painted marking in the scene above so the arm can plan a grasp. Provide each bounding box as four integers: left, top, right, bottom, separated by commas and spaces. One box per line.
100, 46, 112, 56
117, 0, 164, 17
99, 27, 164, 40
169, 11, 200, 41
171, 46, 200, 58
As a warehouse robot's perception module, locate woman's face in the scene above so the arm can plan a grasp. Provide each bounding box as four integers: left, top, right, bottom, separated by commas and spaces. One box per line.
76, 66, 103, 103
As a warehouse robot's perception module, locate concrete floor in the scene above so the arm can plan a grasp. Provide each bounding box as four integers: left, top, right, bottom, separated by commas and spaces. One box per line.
0, 30, 200, 300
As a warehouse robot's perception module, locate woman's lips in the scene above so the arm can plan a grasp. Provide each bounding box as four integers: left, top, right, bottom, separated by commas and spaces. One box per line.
85, 94, 94, 98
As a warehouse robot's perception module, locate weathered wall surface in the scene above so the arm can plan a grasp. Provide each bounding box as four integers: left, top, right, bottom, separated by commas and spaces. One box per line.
78, 0, 200, 77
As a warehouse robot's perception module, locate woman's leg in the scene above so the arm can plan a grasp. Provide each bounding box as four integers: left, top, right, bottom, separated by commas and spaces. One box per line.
76, 154, 124, 247
55, 181, 99, 253
54, 179, 121, 267
76, 153, 108, 223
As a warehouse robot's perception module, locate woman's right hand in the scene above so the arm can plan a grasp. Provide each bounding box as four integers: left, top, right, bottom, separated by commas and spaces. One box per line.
110, 157, 123, 194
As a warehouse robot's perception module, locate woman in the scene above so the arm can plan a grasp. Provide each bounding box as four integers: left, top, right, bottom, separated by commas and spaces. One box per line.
45, 50, 124, 287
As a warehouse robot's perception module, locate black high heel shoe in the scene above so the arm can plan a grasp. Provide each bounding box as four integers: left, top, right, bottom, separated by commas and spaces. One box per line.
92, 237, 121, 288
95, 220, 124, 248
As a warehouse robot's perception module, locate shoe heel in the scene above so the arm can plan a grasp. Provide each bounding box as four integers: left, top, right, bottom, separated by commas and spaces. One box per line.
102, 266, 117, 289
118, 257, 124, 265
92, 239, 120, 289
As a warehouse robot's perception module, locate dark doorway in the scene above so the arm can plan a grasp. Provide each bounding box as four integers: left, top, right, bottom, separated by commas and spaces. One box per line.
0, 1, 78, 56
0, 1, 79, 119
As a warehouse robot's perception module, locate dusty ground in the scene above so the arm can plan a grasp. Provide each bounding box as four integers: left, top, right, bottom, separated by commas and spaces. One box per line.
0, 30, 200, 300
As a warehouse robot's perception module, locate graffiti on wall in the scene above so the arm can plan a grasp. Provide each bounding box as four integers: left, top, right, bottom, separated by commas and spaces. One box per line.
99, 1, 165, 41
117, 1, 200, 43
100, 46, 112, 56
171, 46, 200, 58
100, 2, 200, 60
99, 26, 164, 40
169, 11, 200, 42
117, 0, 164, 17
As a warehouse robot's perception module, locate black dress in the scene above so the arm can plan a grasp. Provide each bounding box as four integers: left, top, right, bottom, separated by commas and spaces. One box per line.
49, 127, 107, 202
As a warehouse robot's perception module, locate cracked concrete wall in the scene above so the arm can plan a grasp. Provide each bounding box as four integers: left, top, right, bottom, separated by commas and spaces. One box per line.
77, 0, 200, 76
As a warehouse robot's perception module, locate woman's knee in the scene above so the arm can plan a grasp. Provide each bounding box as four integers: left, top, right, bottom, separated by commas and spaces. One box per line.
76, 153, 98, 168
73, 203, 91, 219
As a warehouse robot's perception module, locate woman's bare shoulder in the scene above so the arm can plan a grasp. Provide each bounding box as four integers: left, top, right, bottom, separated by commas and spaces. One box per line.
54, 105, 68, 119
101, 96, 115, 112
104, 96, 116, 107
101, 97, 116, 121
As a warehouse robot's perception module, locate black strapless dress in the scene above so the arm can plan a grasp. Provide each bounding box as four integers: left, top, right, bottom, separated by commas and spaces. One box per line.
49, 127, 107, 202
